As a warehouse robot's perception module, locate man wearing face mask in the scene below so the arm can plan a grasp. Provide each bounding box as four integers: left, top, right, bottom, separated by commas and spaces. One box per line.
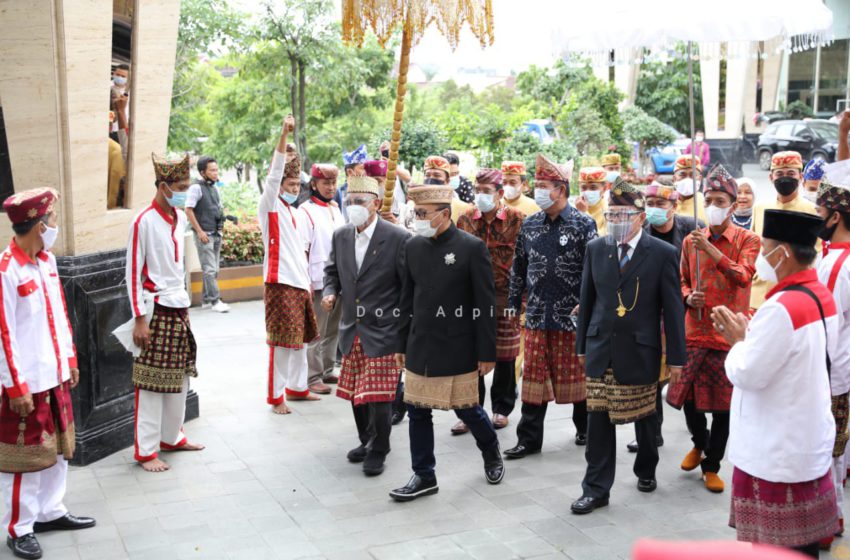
423, 156, 470, 221
126, 154, 205, 473
390, 183, 502, 501
322, 176, 410, 476
443, 152, 475, 204
504, 154, 596, 459
500, 161, 540, 217
573, 178, 686, 514
802, 158, 826, 204
673, 155, 707, 222
666, 165, 760, 494
259, 116, 320, 414
600, 152, 622, 182
750, 151, 819, 310
334, 145, 368, 221
575, 167, 609, 236
0, 188, 97, 560
683, 130, 710, 167
456, 169, 524, 432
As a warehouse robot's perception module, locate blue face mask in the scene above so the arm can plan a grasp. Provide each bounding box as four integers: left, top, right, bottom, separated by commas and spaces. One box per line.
165, 186, 187, 208
450, 176, 461, 190
279, 192, 298, 205
583, 190, 602, 207
645, 206, 670, 227
475, 193, 496, 213
606, 171, 620, 183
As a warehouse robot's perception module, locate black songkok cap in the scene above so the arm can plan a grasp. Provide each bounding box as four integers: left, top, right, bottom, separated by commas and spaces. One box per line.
761, 209, 824, 248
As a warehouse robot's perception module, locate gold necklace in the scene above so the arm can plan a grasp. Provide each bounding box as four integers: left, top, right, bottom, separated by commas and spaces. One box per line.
616, 278, 640, 317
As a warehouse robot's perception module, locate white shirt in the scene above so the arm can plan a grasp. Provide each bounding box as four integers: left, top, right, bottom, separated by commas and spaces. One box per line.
355, 216, 378, 271
620, 228, 642, 260
258, 150, 312, 290
185, 181, 222, 209
0, 242, 76, 398
126, 202, 191, 317
817, 244, 850, 395
300, 198, 344, 290
725, 270, 838, 483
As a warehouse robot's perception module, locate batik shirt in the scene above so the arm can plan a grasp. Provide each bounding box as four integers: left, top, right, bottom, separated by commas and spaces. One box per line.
456, 176, 475, 204
508, 205, 597, 331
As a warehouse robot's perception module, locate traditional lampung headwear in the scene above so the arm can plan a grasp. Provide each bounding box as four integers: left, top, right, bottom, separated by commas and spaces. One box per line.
476, 168, 503, 186
600, 153, 621, 167
342, 144, 368, 166
771, 150, 804, 171
675, 154, 702, 173
364, 159, 387, 178
424, 156, 451, 175
644, 182, 679, 201
817, 179, 850, 213
803, 158, 827, 181
408, 184, 454, 205
579, 167, 607, 184
534, 154, 573, 182
283, 150, 301, 179
762, 209, 823, 247
609, 177, 645, 209
501, 161, 526, 176
310, 164, 339, 181
704, 164, 738, 200
151, 152, 190, 183
3, 188, 59, 224
347, 176, 381, 198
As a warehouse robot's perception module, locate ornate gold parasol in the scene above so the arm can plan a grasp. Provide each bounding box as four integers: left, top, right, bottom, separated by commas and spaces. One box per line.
342, 0, 495, 211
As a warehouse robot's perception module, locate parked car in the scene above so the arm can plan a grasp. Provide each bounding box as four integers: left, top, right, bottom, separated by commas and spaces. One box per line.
756, 119, 841, 170
521, 119, 559, 145
633, 125, 691, 174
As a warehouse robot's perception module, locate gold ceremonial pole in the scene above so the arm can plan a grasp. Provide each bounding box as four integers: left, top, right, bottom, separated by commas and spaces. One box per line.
382, 16, 412, 213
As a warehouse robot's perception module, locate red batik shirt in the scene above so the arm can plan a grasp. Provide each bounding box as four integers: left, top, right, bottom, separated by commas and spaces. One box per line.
457, 204, 524, 314
680, 224, 761, 350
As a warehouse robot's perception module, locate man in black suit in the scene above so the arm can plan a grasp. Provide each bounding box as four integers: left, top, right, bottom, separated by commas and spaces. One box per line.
322, 176, 410, 476
572, 178, 686, 514
389, 183, 504, 502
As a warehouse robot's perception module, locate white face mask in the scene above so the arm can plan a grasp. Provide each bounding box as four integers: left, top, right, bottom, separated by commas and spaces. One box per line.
675, 178, 695, 197
583, 190, 602, 207
503, 185, 520, 200
40, 224, 59, 251
755, 246, 786, 283
802, 190, 818, 203
705, 204, 730, 227
475, 193, 496, 213
695, 135, 704, 142
534, 188, 555, 210
414, 219, 438, 238
347, 205, 370, 227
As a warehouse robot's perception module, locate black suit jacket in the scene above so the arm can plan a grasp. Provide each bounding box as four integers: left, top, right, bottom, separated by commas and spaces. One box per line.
396, 224, 496, 377
576, 232, 686, 385
323, 218, 410, 357
643, 214, 704, 257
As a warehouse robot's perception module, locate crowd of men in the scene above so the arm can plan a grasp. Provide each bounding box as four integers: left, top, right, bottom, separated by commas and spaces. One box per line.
1, 111, 850, 560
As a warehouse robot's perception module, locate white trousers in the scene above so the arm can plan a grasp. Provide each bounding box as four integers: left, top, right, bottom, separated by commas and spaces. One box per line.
0, 459, 68, 538
267, 346, 308, 405
834, 453, 846, 520
134, 376, 189, 462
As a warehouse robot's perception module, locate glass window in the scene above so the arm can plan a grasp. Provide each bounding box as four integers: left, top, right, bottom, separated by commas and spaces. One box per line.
808, 121, 839, 141
818, 39, 849, 113
787, 48, 817, 108
775, 123, 796, 137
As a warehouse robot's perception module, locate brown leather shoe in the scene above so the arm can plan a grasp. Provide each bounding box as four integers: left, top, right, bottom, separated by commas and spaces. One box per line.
450, 420, 470, 435
492, 414, 509, 429
309, 382, 332, 395
324, 375, 339, 384
680, 447, 703, 471
703, 472, 725, 493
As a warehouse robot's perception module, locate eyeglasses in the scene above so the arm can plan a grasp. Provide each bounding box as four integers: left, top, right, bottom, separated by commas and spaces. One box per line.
344, 196, 373, 207
413, 208, 444, 219
603, 211, 640, 223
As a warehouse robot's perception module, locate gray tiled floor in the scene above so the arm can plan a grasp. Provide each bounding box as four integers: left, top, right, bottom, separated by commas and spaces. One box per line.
5, 300, 847, 559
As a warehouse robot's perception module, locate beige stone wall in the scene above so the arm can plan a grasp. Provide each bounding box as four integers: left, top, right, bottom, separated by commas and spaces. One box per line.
0, 0, 179, 257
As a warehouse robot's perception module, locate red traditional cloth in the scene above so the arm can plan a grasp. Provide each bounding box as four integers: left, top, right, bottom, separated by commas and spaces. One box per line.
310, 163, 339, 180
475, 168, 503, 186
730, 467, 839, 547
0, 381, 74, 473
521, 329, 585, 405
667, 347, 732, 412
832, 392, 849, 458
336, 336, 398, 405
264, 283, 318, 349
680, 225, 761, 351
495, 316, 520, 361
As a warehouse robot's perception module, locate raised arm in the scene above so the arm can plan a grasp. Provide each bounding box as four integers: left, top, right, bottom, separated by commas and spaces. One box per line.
260, 116, 296, 213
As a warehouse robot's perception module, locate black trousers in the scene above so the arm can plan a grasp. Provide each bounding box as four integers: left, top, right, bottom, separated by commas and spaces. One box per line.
477, 359, 518, 416
392, 374, 406, 417
792, 543, 819, 558
515, 399, 587, 450
351, 401, 392, 454
633, 389, 663, 440
581, 411, 659, 499
683, 401, 730, 473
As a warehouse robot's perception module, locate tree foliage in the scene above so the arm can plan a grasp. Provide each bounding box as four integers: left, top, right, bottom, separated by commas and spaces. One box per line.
623, 106, 676, 175
635, 43, 703, 134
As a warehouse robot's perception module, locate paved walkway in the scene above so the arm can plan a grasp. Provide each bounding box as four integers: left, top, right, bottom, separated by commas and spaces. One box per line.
7, 301, 847, 559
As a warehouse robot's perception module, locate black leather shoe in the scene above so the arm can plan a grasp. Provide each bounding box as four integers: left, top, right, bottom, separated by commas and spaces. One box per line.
503, 444, 541, 459
655, 435, 664, 448
362, 451, 386, 476
570, 495, 609, 515
389, 475, 438, 502
637, 478, 657, 493
347, 444, 367, 463
32, 513, 96, 533
6, 534, 42, 559
626, 439, 639, 453
482, 443, 505, 484
391, 410, 405, 425
575, 433, 587, 446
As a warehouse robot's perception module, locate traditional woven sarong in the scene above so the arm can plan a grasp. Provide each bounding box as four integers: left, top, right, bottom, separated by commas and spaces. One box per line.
404, 370, 479, 411
666, 347, 732, 412
0, 382, 74, 473
264, 283, 318, 349
832, 393, 849, 458
495, 316, 521, 361
730, 467, 839, 547
521, 329, 585, 405
133, 304, 198, 393
336, 336, 398, 405
586, 369, 657, 425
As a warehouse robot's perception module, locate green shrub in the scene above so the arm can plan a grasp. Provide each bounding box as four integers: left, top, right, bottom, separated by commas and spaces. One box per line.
221, 219, 264, 265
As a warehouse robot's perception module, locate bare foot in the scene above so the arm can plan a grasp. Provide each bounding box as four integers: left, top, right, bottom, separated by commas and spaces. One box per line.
287, 393, 321, 401
171, 441, 205, 451
272, 403, 292, 414
140, 458, 170, 472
